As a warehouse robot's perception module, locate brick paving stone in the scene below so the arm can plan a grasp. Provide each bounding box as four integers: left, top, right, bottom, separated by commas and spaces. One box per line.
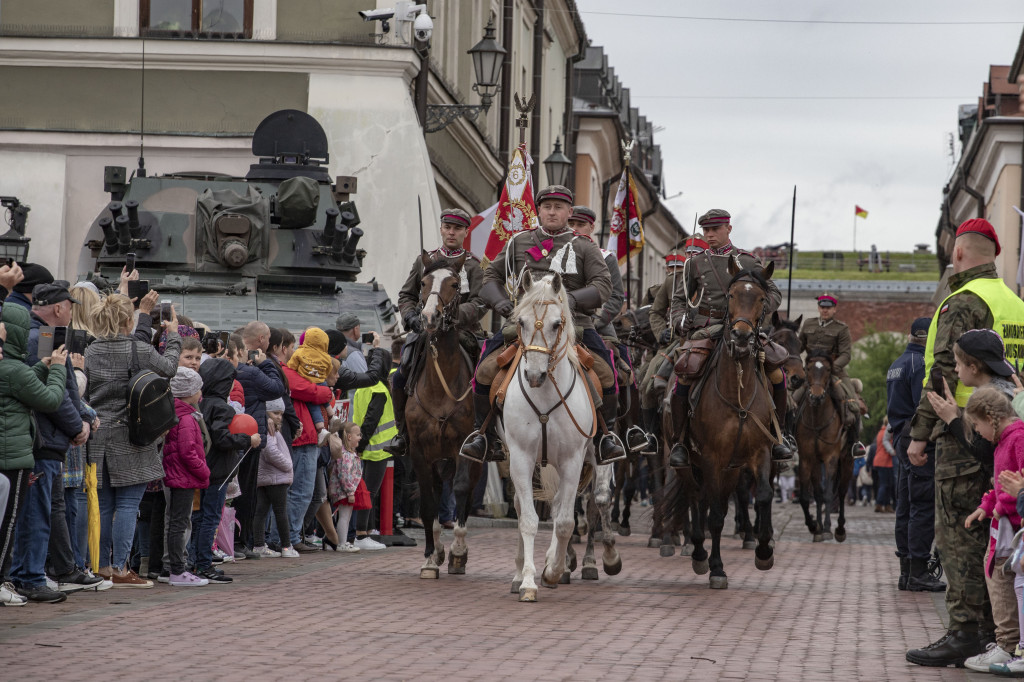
0, 501, 981, 680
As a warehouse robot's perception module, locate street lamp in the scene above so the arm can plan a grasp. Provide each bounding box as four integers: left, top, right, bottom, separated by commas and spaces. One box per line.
543, 137, 571, 187
0, 197, 31, 263
424, 19, 507, 133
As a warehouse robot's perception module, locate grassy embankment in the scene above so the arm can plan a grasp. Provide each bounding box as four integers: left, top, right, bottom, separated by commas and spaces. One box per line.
778, 250, 940, 281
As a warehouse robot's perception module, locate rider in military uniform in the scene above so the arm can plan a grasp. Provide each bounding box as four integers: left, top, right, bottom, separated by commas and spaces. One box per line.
459, 185, 627, 464
905, 219, 1024, 668
387, 208, 485, 456
666, 209, 793, 469
797, 294, 867, 458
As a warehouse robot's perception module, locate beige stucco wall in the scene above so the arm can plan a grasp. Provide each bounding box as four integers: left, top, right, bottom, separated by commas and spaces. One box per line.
0, 0, 116, 35
987, 163, 1023, 289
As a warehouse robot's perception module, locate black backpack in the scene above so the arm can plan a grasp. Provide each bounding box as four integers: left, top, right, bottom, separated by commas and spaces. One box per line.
126, 342, 178, 446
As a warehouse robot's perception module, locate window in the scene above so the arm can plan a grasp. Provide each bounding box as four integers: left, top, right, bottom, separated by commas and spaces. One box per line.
140, 0, 253, 39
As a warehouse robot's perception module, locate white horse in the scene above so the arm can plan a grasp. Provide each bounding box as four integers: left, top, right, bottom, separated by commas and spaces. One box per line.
498, 271, 596, 602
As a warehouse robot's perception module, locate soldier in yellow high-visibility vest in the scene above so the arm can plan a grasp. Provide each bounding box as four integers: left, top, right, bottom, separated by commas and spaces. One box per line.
350, 381, 398, 550
905, 218, 1024, 668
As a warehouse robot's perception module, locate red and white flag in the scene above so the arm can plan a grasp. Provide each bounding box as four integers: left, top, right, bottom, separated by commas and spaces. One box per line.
606, 167, 644, 265
484, 143, 539, 263
464, 202, 498, 256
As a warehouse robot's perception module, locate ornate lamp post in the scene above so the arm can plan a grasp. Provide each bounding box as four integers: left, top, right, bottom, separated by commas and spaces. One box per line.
423, 19, 506, 133
542, 137, 571, 187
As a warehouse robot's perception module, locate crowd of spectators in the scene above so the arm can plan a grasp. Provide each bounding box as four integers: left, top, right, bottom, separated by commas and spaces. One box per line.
0, 261, 402, 604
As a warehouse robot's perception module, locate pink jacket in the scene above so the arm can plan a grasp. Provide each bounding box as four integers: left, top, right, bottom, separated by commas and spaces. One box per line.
979, 419, 1024, 529
162, 399, 210, 490
257, 430, 293, 487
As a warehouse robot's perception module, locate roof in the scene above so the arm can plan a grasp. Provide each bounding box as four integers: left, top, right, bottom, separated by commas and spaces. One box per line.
1011, 26, 1024, 83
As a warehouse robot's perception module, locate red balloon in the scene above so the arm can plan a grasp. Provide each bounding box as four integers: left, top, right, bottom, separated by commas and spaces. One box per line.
229, 413, 259, 437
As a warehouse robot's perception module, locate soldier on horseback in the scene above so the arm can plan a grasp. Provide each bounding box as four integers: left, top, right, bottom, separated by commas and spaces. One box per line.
459, 185, 627, 465
387, 208, 485, 456
667, 209, 794, 469
796, 294, 867, 458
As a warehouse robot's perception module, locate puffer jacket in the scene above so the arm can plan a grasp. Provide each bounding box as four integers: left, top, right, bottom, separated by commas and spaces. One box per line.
27, 312, 86, 457
199, 359, 252, 486
162, 398, 211, 489
257, 429, 293, 486
0, 304, 67, 470
281, 367, 333, 448
236, 359, 284, 449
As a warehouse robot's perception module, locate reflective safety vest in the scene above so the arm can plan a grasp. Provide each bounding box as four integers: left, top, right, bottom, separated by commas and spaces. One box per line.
352, 381, 397, 461
923, 276, 1024, 406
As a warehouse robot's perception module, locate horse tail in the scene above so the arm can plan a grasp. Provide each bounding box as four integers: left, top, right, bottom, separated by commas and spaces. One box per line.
534, 465, 561, 502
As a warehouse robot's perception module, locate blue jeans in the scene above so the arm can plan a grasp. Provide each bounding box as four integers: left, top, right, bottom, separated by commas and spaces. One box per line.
75, 487, 89, 568
286, 444, 318, 546
64, 487, 82, 569
876, 466, 894, 507
96, 468, 147, 571
194, 484, 228, 571
10, 459, 61, 588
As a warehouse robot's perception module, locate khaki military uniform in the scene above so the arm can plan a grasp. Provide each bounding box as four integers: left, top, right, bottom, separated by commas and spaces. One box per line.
908, 262, 998, 634
641, 279, 678, 409
594, 249, 625, 338
798, 317, 852, 377
397, 247, 485, 333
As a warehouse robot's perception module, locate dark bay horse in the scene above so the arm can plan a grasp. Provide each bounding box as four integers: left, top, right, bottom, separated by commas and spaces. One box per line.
661, 258, 778, 589
405, 255, 482, 578
795, 351, 852, 543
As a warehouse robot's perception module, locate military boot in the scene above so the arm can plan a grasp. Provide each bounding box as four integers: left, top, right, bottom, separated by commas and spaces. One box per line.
898, 556, 910, 591
770, 381, 794, 462
906, 626, 991, 667
907, 557, 946, 593
459, 392, 504, 463
668, 388, 691, 469
597, 398, 627, 464
639, 406, 660, 456
383, 385, 408, 456
625, 424, 649, 452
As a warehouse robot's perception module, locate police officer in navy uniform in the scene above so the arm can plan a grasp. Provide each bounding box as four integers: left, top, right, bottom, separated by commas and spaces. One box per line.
459, 185, 626, 464
886, 316, 945, 593
388, 208, 485, 456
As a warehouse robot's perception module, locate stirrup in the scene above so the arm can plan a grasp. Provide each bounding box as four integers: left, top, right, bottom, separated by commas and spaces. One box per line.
458, 432, 488, 462
597, 433, 627, 464
625, 425, 649, 452
639, 434, 658, 457
669, 443, 690, 470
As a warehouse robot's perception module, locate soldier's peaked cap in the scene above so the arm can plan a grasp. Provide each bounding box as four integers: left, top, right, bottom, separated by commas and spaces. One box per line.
956, 218, 1001, 255
440, 208, 471, 227
816, 294, 838, 307
697, 209, 731, 227
570, 206, 597, 224
536, 185, 574, 205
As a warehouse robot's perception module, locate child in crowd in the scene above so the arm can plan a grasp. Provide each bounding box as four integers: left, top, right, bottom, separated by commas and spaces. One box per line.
178, 336, 202, 372
996, 456, 1024, 676
963, 386, 1024, 671
163, 367, 211, 586
328, 422, 364, 553
252, 399, 298, 558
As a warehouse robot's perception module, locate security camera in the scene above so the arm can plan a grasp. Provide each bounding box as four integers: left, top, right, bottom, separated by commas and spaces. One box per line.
359, 8, 396, 21
413, 12, 433, 42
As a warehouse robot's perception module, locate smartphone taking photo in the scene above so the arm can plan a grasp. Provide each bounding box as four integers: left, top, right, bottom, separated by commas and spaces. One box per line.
126, 280, 149, 308
361, 332, 374, 344
68, 329, 88, 356
36, 326, 57, 360
248, 349, 259, 363
160, 299, 172, 323
125, 252, 136, 274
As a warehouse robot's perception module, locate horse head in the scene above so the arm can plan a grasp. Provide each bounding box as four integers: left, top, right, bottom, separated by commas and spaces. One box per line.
725, 258, 774, 359
515, 270, 572, 388
769, 311, 804, 386
418, 253, 466, 334
804, 350, 833, 405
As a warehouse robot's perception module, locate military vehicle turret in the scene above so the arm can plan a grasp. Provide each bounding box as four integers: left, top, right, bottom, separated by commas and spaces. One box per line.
78, 109, 397, 334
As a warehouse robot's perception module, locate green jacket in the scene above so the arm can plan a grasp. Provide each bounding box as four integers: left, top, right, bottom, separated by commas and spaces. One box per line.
0, 303, 67, 470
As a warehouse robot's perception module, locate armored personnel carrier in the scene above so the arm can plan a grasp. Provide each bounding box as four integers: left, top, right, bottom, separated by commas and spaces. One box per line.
78, 109, 397, 334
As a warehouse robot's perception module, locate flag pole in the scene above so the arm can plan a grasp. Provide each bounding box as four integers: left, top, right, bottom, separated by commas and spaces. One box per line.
623, 140, 633, 310
853, 208, 857, 253
787, 185, 796, 318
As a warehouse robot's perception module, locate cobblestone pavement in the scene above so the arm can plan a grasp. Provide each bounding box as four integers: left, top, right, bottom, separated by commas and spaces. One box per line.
1, 499, 973, 681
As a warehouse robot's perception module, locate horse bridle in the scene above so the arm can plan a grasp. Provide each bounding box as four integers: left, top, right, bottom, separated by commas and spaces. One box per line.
520, 298, 568, 373
723, 270, 769, 357
419, 270, 461, 333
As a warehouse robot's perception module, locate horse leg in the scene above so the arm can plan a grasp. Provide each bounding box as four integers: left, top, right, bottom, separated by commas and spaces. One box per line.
835, 454, 850, 543
414, 457, 440, 579
511, 457, 541, 602
822, 457, 837, 540
754, 456, 776, 571
511, 493, 526, 594
542, 456, 584, 592
618, 459, 634, 536
679, 500, 696, 557
448, 457, 478, 575
812, 459, 826, 543
737, 475, 756, 550
581, 493, 599, 580
708, 496, 728, 589
647, 452, 665, 547
599, 481, 622, 576
691, 500, 710, 575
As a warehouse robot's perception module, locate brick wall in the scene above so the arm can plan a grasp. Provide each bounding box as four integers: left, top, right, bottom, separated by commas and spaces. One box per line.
837, 300, 936, 341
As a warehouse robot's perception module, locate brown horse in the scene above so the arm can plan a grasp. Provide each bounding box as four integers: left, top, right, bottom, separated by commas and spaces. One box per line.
662, 258, 778, 589
405, 254, 482, 578
795, 351, 853, 543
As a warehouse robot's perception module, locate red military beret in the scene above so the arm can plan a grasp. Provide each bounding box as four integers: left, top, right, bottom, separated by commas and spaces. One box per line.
956, 218, 1000, 255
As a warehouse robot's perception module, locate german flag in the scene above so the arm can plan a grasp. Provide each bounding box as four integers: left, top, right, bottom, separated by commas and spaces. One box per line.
855, 205, 868, 219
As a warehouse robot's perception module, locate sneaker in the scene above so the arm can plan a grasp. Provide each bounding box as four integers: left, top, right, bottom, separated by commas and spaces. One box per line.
280, 547, 300, 558
354, 536, 386, 551
168, 571, 209, 587
252, 545, 281, 558
232, 550, 247, 561
111, 569, 153, 589
157, 570, 171, 584
83, 570, 113, 592
55, 568, 104, 593
990, 656, 1024, 676
196, 567, 233, 584
1, 582, 27, 606
242, 548, 262, 560
340, 542, 361, 553
293, 542, 320, 553
213, 548, 234, 563
967, 643, 1013, 672
47, 575, 85, 594
17, 583, 68, 603
304, 534, 323, 547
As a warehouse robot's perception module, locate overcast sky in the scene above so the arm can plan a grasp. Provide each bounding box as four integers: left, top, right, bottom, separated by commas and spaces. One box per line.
577, 0, 1024, 254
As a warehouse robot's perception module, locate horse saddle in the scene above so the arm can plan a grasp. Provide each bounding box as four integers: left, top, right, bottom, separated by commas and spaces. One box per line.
489, 340, 601, 415
762, 338, 789, 372
674, 337, 716, 382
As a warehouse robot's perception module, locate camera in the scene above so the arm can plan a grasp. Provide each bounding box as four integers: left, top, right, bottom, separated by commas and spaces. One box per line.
413, 12, 432, 42
359, 8, 396, 21
248, 349, 259, 363
203, 334, 222, 356
361, 332, 374, 344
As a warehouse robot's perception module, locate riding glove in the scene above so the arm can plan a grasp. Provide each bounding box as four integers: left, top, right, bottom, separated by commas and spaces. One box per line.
659, 329, 671, 345
494, 300, 514, 318
403, 312, 423, 334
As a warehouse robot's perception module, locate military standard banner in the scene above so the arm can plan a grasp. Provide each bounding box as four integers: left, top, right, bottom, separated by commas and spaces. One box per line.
485, 143, 539, 263
607, 167, 644, 265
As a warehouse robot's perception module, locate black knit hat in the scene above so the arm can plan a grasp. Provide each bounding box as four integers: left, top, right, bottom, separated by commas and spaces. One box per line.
325, 328, 348, 356
13, 263, 53, 294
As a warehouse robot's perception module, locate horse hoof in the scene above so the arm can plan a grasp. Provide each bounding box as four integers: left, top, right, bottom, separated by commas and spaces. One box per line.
578, 520, 589, 536
755, 555, 775, 571
567, 555, 578, 572
647, 537, 661, 548
742, 540, 756, 550
420, 567, 439, 580
672, 533, 682, 545
609, 521, 620, 532
571, 534, 581, 545
659, 544, 675, 558
511, 580, 522, 594
581, 565, 599, 580
692, 558, 709, 575
436, 547, 446, 565
822, 531, 833, 541
709, 575, 728, 590
447, 552, 467, 575
680, 543, 694, 557
732, 533, 743, 541
519, 587, 538, 602
559, 571, 571, 584
618, 525, 632, 537
813, 533, 825, 543
541, 569, 559, 589
603, 557, 622, 576
834, 528, 847, 543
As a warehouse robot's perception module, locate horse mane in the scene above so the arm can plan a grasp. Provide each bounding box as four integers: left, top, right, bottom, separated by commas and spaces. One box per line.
513, 274, 579, 368
806, 349, 832, 365
422, 257, 460, 277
